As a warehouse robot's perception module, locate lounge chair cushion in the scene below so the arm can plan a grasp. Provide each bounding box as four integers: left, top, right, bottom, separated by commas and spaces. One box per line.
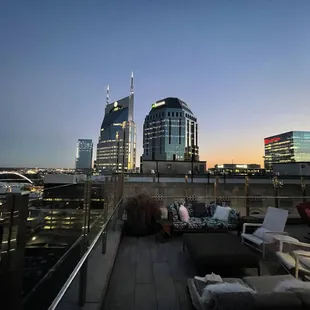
252, 227, 274, 243
276, 252, 310, 275
243, 274, 294, 293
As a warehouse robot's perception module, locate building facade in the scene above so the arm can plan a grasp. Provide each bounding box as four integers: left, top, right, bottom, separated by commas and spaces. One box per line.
142, 97, 199, 162
96, 73, 136, 173
140, 160, 206, 175
75, 139, 93, 171
273, 162, 310, 176
264, 131, 310, 170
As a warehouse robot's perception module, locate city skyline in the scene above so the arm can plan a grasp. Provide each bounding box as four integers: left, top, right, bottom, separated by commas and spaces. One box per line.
1, 0, 310, 168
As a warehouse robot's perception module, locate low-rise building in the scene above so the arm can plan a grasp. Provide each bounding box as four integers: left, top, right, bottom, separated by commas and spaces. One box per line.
211, 164, 263, 175
273, 162, 310, 176
140, 160, 206, 175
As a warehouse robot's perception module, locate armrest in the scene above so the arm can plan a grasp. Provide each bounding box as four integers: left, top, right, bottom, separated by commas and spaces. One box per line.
264, 231, 288, 237
293, 250, 310, 258
293, 250, 310, 278
242, 222, 262, 234
280, 240, 310, 248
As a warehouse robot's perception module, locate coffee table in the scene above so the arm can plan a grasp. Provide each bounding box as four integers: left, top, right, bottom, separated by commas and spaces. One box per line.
183, 233, 260, 276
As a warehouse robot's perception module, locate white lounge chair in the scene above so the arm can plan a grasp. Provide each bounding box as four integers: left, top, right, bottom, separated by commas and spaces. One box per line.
276, 239, 310, 279
241, 207, 289, 259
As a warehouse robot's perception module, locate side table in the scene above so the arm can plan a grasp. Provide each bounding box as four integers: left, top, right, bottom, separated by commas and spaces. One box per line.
156, 219, 173, 242
272, 235, 299, 252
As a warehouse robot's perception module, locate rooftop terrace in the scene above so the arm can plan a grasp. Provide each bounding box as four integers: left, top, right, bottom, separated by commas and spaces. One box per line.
102, 224, 310, 310
1, 176, 310, 310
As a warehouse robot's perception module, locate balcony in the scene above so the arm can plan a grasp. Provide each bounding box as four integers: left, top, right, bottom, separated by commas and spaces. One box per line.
0, 175, 310, 310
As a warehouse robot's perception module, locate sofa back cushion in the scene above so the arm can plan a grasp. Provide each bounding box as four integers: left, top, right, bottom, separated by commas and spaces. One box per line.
168, 203, 180, 221
228, 209, 241, 224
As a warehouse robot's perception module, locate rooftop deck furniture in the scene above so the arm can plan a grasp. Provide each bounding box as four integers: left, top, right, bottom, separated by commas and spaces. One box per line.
188, 274, 310, 310
296, 202, 310, 241
183, 233, 260, 276
276, 239, 310, 279
241, 207, 289, 259
168, 201, 241, 234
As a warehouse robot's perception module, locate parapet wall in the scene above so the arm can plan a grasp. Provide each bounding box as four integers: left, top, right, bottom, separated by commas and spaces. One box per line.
123, 180, 308, 216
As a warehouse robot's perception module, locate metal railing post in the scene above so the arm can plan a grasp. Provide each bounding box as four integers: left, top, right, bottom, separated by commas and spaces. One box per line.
78, 180, 91, 307
301, 177, 306, 203
245, 176, 249, 216
273, 176, 279, 208
102, 197, 108, 254
214, 176, 219, 203
1, 193, 29, 310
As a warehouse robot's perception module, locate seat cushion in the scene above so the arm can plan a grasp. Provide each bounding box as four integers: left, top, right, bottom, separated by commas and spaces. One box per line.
242, 275, 295, 293
276, 252, 310, 275
173, 217, 206, 230
242, 233, 264, 245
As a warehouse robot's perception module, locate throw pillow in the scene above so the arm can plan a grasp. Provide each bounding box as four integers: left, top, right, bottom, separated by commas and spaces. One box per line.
192, 202, 208, 217
160, 207, 168, 219
252, 227, 274, 243
178, 205, 189, 222
212, 206, 231, 222
202, 282, 255, 303
274, 279, 310, 292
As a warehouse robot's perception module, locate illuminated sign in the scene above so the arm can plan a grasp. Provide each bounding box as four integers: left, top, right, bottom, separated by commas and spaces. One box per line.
264, 137, 281, 145
217, 165, 224, 168
152, 101, 165, 109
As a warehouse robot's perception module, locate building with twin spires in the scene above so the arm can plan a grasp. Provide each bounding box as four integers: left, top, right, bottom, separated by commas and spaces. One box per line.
96, 73, 136, 173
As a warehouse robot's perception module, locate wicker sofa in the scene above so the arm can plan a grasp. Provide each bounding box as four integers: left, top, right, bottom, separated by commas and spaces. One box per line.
167, 200, 241, 234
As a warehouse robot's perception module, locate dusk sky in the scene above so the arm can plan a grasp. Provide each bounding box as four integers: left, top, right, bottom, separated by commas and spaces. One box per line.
1, 0, 310, 168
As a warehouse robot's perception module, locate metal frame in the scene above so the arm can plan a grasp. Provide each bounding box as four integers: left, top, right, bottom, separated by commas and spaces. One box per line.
241, 222, 288, 259
277, 240, 310, 278
48, 197, 123, 310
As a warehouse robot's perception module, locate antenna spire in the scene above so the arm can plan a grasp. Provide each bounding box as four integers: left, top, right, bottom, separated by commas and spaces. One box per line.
106, 85, 110, 106
130, 71, 134, 95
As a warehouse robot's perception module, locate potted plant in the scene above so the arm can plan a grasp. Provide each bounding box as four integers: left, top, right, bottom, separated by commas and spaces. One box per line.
124, 193, 162, 236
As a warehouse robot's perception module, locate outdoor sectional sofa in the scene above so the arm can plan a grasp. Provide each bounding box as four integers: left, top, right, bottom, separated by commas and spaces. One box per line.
168, 200, 241, 234
188, 274, 310, 310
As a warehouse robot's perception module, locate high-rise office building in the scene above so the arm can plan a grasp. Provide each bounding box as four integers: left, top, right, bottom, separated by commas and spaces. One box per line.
75, 139, 93, 171
142, 97, 199, 161
96, 73, 136, 173
264, 131, 310, 170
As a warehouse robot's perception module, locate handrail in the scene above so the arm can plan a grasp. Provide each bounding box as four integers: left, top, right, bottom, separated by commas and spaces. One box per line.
148, 195, 310, 199
48, 197, 123, 310
22, 208, 106, 304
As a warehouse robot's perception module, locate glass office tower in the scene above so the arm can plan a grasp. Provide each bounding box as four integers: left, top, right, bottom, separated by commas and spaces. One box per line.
142, 97, 199, 161
75, 139, 93, 171
264, 131, 310, 170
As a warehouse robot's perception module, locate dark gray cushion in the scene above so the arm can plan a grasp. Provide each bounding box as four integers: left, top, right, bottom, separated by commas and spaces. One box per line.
211, 291, 255, 310
295, 291, 310, 307
242, 274, 295, 293
254, 292, 302, 309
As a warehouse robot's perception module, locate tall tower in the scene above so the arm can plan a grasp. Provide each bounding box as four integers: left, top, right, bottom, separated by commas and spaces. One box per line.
128, 72, 134, 121
96, 73, 137, 173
